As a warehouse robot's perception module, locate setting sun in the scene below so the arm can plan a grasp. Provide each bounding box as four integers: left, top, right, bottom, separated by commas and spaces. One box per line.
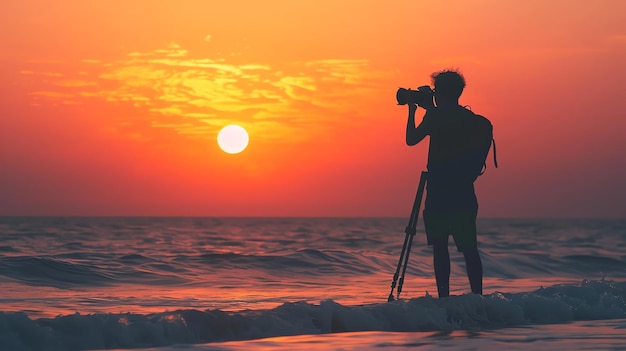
217, 125, 249, 154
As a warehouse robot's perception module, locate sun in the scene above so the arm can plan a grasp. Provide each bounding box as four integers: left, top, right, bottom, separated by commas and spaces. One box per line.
217, 125, 249, 154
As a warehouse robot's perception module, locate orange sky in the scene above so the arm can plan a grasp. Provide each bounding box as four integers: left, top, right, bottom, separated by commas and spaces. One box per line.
1, 0, 625, 217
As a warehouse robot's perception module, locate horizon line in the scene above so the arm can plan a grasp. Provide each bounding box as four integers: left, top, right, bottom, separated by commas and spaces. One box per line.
1, 215, 624, 220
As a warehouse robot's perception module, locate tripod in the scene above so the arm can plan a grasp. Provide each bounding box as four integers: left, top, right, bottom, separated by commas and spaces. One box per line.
388, 171, 427, 302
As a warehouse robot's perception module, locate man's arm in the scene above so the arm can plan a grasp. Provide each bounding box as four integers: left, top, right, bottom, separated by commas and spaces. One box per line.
406, 104, 432, 146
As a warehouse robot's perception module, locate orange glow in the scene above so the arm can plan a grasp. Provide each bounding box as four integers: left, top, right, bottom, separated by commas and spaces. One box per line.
1, 0, 625, 217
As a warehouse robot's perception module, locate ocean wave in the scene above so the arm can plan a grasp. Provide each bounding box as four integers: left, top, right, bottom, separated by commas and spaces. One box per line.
193, 249, 375, 276
0, 256, 115, 288
0, 256, 187, 288
563, 255, 626, 270
1, 280, 624, 351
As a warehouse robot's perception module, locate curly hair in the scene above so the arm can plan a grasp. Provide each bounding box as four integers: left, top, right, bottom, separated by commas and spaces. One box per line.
431, 69, 466, 99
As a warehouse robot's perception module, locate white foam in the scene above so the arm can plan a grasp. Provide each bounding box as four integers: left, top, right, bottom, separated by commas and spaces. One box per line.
0, 280, 624, 351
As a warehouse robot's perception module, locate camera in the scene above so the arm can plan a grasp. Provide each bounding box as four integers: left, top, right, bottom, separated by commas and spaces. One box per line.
396, 85, 433, 106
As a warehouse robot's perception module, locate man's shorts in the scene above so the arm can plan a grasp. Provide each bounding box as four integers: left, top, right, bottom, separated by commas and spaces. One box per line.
423, 209, 478, 252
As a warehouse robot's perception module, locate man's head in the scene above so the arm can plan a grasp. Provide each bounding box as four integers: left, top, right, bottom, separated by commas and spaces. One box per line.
431, 69, 465, 106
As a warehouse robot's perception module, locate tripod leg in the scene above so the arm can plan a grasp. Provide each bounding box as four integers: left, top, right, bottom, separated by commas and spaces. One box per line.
388, 172, 427, 301
395, 171, 427, 300
388, 232, 410, 302
397, 233, 415, 297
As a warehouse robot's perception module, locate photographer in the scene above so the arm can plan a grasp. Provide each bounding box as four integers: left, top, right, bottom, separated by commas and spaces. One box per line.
404, 69, 485, 298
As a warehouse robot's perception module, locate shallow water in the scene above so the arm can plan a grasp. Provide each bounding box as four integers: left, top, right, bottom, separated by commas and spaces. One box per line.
0, 217, 625, 350
131, 319, 626, 351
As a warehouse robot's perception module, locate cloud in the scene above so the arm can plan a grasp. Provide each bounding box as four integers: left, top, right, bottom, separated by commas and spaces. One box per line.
20, 70, 63, 77
55, 80, 98, 88
22, 43, 393, 143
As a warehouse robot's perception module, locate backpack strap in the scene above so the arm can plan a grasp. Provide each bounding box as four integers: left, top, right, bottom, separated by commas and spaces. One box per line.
479, 139, 498, 175
492, 139, 498, 168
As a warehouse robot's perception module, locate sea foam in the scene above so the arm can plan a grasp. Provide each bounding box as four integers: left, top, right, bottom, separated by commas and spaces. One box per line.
1, 280, 624, 351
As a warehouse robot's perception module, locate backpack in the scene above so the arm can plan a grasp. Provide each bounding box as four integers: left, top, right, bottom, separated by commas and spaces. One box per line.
426, 107, 498, 182
470, 112, 498, 177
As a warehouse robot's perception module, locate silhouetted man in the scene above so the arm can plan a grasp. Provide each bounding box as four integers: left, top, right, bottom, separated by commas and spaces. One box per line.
405, 69, 487, 298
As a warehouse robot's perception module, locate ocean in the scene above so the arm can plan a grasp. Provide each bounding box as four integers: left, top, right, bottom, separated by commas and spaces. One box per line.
0, 217, 625, 351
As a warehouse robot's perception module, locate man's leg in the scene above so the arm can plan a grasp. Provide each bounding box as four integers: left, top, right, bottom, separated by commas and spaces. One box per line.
432, 237, 450, 298
450, 209, 482, 295
462, 247, 483, 295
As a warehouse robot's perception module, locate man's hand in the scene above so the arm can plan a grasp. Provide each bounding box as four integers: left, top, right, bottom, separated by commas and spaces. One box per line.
406, 103, 430, 146
416, 96, 435, 110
